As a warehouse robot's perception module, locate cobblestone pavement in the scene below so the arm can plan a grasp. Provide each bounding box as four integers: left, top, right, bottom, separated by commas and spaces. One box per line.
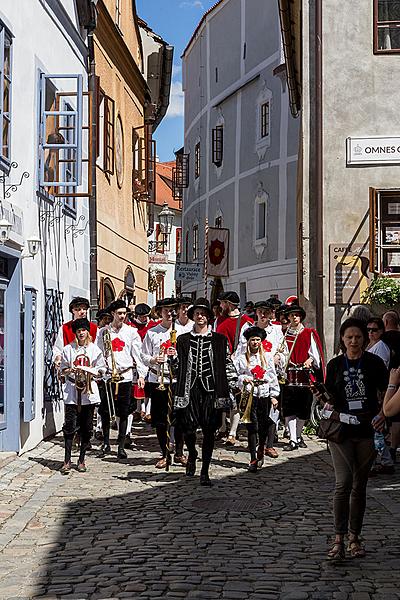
0, 423, 400, 600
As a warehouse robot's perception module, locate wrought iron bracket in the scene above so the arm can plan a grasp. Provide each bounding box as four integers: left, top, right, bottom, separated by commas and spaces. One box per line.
65, 213, 89, 238
0, 162, 30, 201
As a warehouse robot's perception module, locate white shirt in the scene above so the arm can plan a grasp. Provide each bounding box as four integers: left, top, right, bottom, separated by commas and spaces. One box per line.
176, 319, 194, 334
61, 342, 106, 405
97, 323, 147, 382
367, 340, 391, 369
141, 322, 187, 384
233, 352, 280, 399
52, 322, 98, 363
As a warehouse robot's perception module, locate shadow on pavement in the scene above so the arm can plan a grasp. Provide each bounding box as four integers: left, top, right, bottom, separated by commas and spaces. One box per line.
29, 435, 400, 600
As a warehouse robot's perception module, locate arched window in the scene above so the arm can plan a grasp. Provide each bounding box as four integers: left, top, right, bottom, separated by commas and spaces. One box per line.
103, 278, 116, 308
124, 267, 135, 305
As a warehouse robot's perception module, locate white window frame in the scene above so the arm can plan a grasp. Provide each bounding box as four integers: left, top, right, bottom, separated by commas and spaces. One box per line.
192, 222, 199, 261
253, 183, 268, 256
255, 82, 272, 159
0, 23, 13, 171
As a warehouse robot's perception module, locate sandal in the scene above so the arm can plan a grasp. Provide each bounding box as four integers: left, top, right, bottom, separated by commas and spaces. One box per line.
155, 457, 167, 469
347, 540, 366, 558
60, 462, 71, 475
226, 435, 236, 446
327, 541, 345, 561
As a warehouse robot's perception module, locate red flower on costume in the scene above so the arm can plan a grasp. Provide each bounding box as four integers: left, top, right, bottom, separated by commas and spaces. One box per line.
251, 365, 266, 379
112, 338, 125, 352
161, 340, 172, 351
209, 239, 225, 266
262, 340, 272, 353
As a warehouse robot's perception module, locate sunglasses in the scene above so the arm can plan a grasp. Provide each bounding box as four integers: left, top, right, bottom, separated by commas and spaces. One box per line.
367, 327, 380, 332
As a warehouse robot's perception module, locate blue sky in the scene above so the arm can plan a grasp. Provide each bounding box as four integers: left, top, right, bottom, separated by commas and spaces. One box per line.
136, 0, 216, 162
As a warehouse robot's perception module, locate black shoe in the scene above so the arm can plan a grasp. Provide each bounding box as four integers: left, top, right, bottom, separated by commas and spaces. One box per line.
283, 440, 298, 452
124, 435, 133, 449
297, 437, 307, 449
117, 447, 128, 460
200, 472, 212, 487
186, 460, 196, 477
94, 431, 103, 441
98, 444, 111, 457
248, 460, 258, 473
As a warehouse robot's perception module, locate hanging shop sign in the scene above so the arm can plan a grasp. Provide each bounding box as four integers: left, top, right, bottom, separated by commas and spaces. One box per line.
346, 137, 400, 166
329, 243, 371, 305
175, 262, 203, 282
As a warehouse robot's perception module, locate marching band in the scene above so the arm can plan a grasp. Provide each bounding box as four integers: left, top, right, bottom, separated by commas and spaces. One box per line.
54, 291, 325, 484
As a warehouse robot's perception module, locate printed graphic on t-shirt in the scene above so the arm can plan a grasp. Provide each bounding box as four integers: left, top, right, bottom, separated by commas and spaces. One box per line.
344, 366, 366, 410
112, 338, 125, 352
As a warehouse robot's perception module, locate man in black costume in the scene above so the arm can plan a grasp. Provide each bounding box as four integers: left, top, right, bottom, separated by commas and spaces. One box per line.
174, 298, 237, 486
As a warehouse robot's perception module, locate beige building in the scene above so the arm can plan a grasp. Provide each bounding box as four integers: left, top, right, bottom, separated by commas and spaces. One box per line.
94, 0, 154, 307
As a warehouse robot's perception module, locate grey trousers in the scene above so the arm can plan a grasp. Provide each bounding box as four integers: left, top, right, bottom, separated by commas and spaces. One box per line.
329, 437, 376, 536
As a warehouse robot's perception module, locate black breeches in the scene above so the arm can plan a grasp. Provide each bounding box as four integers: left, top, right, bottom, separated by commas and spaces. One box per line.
98, 381, 133, 445
63, 404, 95, 463
245, 396, 270, 460
184, 428, 215, 475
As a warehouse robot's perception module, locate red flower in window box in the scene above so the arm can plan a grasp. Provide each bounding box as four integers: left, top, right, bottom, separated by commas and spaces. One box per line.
112, 338, 125, 352
262, 340, 272, 353
251, 365, 266, 380
209, 239, 225, 266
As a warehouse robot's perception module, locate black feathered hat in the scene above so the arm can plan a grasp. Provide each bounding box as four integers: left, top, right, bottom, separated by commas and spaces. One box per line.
71, 318, 91, 333
69, 296, 90, 313
134, 303, 151, 317
243, 326, 267, 341
285, 304, 306, 321
176, 296, 192, 306
218, 291, 240, 306
187, 297, 213, 321
156, 297, 178, 309
254, 300, 274, 311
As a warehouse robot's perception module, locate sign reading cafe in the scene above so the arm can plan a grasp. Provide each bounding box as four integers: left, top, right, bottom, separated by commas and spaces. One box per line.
346, 137, 400, 166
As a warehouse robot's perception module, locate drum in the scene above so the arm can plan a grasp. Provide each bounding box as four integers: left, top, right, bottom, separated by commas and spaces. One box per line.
286, 365, 311, 387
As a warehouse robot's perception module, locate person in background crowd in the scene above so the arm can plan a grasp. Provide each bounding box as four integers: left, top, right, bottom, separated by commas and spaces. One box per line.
141, 298, 187, 469
315, 318, 388, 560
53, 297, 98, 367
276, 304, 290, 334
128, 303, 159, 340
234, 327, 280, 471
383, 365, 400, 418
212, 301, 222, 322
216, 291, 254, 445
366, 317, 391, 368
60, 319, 106, 474
244, 301, 256, 321
175, 296, 194, 334
97, 300, 146, 460
282, 305, 324, 451
96, 308, 112, 329
382, 310, 400, 369
350, 305, 372, 324
174, 298, 237, 486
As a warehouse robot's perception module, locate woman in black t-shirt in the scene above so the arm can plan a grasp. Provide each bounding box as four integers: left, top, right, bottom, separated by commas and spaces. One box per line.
322, 318, 388, 561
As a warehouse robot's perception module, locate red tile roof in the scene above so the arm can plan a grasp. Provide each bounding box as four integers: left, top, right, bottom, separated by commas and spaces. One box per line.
182, 0, 225, 57
155, 161, 181, 210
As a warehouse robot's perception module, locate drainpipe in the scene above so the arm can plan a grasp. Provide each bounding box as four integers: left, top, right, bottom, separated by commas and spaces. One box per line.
87, 28, 98, 313
315, 0, 324, 336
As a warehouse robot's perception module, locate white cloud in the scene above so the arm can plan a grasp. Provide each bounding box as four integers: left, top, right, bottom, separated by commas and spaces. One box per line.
172, 64, 182, 79
179, 1, 204, 9
166, 81, 184, 118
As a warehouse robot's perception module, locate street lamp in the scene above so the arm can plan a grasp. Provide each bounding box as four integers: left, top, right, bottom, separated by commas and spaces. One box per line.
0, 218, 12, 245
158, 202, 174, 236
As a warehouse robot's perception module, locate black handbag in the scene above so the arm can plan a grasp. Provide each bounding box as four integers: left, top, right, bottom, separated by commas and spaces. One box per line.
317, 418, 345, 443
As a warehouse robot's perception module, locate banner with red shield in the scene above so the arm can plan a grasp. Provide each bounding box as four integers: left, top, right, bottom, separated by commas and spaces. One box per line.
207, 227, 229, 277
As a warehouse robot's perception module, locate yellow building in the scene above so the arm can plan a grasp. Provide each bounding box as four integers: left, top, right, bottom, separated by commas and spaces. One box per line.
94, 0, 153, 307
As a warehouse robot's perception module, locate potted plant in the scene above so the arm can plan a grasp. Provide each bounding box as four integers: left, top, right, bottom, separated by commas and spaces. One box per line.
362, 276, 400, 315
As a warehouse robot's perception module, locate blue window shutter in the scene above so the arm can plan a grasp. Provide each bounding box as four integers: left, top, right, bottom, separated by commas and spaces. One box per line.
23, 288, 37, 422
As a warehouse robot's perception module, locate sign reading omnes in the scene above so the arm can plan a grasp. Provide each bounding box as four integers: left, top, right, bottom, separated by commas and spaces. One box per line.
347, 137, 400, 165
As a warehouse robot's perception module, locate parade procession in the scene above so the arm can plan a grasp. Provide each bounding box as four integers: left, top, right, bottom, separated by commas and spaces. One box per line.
3, 0, 400, 598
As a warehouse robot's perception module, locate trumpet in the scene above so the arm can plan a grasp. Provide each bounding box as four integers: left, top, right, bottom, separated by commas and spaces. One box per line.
239, 379, 263, 424
102, 328, 121, 424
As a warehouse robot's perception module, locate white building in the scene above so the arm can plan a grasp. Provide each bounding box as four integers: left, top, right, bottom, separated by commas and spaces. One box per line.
0, 0, 91, 452
179, 0, 299, 305
148, 161, 182, 304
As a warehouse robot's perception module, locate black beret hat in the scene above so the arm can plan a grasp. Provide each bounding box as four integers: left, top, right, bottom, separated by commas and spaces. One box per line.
243, 326, 267, 341
285, 304, 306, 321
134, 303, 151, 316
254, 300, 274, 310
187, 297, 213, 321
156, 297, 178, 309
71, 318, 91, 333
218, 291, 240, 306
69, 296, 90, 313
176, 296, 192, 306
108, 299, 127, 313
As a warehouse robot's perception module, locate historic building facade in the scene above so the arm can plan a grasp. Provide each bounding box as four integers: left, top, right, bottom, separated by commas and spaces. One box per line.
179, 0, 299, 305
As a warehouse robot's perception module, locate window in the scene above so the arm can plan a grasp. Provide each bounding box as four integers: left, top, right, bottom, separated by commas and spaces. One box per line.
260, 102, 270, 139
254, 185, 268, 256
194, 142, 200, 179
0, 23, 12, 168
104, 94, 115, 175
115, 0, 122, 29
185, 230, 189, 261
215, 215, 223, 228
257, 202, 266, 239
193, 224, 199, 260
124, 267, 135, 305
155, 272, 165, 302
370, 188, 400, 274
103, 278, 116, 308
212, 126, 223, 167
39, 74, 83, 190
176, 227, 182, 255
61, 101, 77, 216
374, 0, 400, 53
155, 223, 166, 254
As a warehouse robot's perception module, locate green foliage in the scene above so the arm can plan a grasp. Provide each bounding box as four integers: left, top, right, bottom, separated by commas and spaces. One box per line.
304, 421, 317, 436
362, 276, 400, 306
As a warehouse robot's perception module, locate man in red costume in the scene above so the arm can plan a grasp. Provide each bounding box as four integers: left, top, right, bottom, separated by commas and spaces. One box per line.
53, 297, 98, 367
128, 303, 159, 341
281, 304, 324, 451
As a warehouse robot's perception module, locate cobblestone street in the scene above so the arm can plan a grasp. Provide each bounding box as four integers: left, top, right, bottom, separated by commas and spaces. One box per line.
0, 424, 400, 600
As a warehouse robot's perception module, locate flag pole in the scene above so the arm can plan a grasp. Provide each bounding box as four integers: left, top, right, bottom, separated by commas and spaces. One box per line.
204, 217, 209, 299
